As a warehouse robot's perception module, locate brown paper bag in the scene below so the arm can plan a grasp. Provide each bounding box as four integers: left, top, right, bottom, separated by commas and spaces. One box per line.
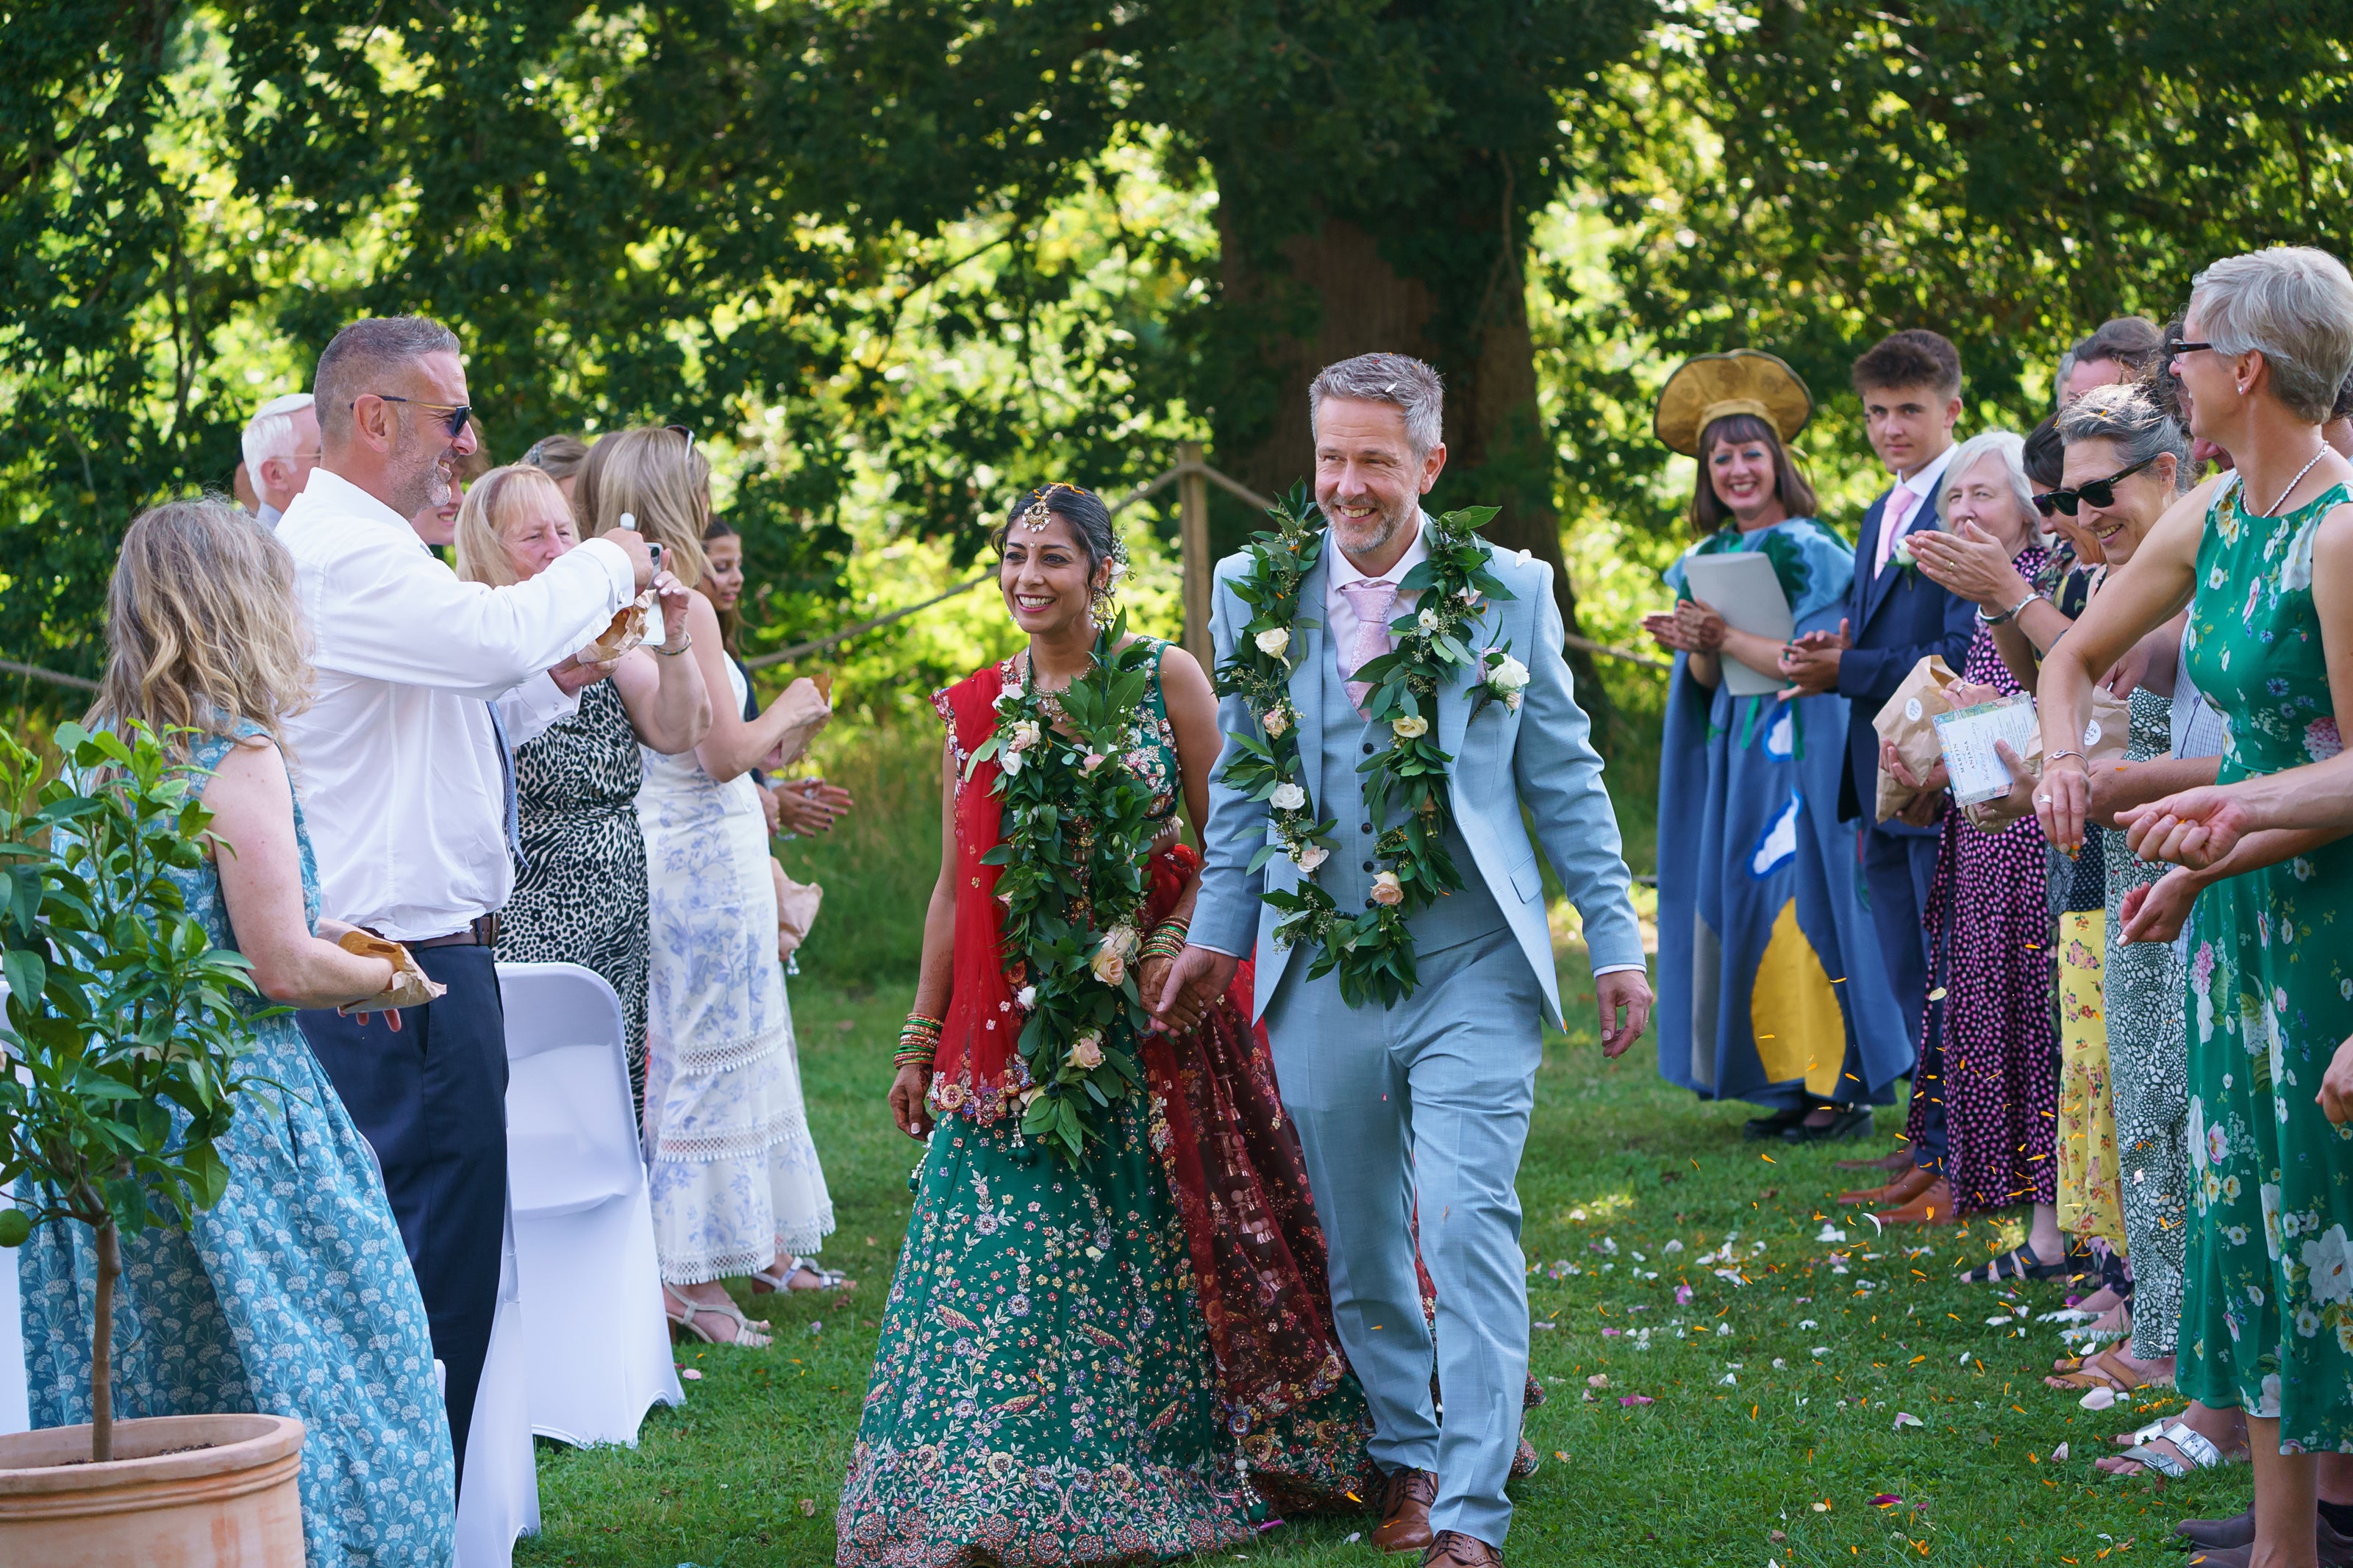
1872, 655, 1963, 822
335, 930, 449, 1018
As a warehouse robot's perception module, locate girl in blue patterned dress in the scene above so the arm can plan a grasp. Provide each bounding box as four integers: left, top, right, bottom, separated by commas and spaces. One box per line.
16, 499, 456, 1565
1644, 359, 1913, 1139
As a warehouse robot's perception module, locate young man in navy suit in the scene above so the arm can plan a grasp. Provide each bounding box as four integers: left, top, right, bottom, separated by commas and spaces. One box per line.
1775, 331, 1975, 1174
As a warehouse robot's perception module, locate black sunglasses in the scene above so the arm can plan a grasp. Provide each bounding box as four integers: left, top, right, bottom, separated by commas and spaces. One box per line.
666, 423, 696, 452
2035, 453, 2161, 518
2163, 335, 2215, 360
361, 395, 472, 439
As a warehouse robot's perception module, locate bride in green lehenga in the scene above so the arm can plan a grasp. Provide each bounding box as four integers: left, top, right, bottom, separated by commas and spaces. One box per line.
835, 484, 1385, 1565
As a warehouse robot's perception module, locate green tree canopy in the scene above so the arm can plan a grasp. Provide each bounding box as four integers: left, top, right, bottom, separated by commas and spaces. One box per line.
5, 0, 2350, 698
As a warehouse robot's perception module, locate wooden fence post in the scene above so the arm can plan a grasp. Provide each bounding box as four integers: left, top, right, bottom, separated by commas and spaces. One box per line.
1178, 441, 1212, 667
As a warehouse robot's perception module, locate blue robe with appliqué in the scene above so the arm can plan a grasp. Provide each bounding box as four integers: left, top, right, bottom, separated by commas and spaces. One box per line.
1654, 518, 1912, 1109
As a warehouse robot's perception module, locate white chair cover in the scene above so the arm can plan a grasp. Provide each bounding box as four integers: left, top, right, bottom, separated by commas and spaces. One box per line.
0, 1183, 26, 1436
498, 962, 682, 1448
455, 1203, 540, 1567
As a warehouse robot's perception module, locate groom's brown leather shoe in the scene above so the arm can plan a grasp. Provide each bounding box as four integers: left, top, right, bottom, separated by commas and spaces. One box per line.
1372, 1467, 1438, 1553
1424, 1530, 1504, 1566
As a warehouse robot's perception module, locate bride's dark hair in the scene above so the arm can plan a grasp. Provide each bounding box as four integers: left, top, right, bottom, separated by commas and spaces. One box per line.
993, 483, 1120, 582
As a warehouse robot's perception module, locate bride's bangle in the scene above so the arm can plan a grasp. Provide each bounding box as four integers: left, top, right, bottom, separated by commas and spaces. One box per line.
1141, 919, 1190, 964
2046, 748, 2088, 770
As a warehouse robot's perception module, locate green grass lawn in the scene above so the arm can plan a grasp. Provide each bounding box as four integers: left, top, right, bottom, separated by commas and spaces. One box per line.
513, 952, 2241, 1567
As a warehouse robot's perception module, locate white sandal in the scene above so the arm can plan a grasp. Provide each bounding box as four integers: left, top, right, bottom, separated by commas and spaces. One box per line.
749, 1256, 851, 1294
2113, 1419, 2235, 1479
667, 1292, 772, 1348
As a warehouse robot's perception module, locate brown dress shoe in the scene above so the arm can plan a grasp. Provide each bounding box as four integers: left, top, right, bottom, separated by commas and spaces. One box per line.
1372, 1468, 1438, 1553
1838, 1164, 1932, 1208
1424, 1529, 1504, 1566
1873, 1175, 1957, 1225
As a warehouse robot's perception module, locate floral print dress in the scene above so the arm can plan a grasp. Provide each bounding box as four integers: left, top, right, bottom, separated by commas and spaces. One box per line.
2179, 477, 2353, 1450
16, 726, 455, 1565
1907, 552, 2061, 1216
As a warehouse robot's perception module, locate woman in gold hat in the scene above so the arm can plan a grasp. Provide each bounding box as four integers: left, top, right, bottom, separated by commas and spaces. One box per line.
1643, 351, 1913, 1145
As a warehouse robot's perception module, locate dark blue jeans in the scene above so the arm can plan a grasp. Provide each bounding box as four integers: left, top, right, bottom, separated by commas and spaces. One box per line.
299, 942, 507, 1499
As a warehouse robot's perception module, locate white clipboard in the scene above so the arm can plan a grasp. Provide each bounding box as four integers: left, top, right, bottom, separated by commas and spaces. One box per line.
1681, 551, 1795, 698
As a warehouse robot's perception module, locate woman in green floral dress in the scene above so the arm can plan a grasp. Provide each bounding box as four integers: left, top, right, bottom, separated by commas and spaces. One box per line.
2038, 247, 2353, 1561
836, 487, 1379, 1566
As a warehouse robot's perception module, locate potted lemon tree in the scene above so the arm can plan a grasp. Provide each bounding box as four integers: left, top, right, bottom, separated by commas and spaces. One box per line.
0, 723, 304, 1564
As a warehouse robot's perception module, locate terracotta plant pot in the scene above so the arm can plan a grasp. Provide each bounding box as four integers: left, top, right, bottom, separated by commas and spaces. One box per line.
0, 1411, 304, 1567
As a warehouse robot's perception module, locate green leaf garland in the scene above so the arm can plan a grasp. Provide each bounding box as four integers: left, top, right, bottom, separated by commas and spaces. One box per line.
965, 614, 1160, 1163
1214, 487, 1521, 1007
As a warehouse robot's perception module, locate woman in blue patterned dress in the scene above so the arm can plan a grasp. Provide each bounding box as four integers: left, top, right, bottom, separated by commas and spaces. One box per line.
16, 499, 455, 1565
1643, 352, 1912, 1140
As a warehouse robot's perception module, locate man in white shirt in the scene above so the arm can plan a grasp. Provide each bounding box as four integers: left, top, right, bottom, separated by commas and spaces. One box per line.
278, 315, 651, 1498
239, 391, 320, 529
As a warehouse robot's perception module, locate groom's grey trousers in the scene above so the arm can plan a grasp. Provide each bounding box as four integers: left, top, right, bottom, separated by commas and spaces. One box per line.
1264, 925, 1540, 1545
1261, 668, 1540, 1543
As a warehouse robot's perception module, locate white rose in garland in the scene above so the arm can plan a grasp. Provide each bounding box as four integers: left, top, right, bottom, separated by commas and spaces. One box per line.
1255, 626, 1291, 658
1481, 649, 1531, 712
1269, 781, 1307, 812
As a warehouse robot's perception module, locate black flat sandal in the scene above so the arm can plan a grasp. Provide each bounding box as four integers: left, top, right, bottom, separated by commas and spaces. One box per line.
1959, 1245, 2073, 1283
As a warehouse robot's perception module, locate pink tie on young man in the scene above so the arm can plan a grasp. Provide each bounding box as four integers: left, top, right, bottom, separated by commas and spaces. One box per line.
1873, 483, 1919, 578
1340, 577, 1399, 714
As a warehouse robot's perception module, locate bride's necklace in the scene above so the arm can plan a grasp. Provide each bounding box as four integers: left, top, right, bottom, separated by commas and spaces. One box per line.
2255, 445, 2329, 517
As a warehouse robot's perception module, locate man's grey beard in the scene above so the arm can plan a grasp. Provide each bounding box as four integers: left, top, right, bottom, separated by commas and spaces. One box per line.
382, 441, 452, 521
1323, 494, 1412, 558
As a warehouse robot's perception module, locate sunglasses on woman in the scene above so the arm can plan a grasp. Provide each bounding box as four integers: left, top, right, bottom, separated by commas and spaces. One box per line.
2033, 453, 2160, 517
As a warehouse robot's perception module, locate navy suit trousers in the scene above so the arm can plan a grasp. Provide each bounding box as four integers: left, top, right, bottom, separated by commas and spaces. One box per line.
299, 943, 508, 1500
1858, 820, 1937, 1057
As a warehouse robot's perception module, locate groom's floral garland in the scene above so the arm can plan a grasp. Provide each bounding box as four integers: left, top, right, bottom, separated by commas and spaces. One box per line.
965, 613, 1159, 1164
1216, 488, 1532, 1007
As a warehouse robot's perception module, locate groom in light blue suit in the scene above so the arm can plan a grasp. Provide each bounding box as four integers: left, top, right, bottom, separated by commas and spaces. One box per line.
1157, 354, 1652, 1565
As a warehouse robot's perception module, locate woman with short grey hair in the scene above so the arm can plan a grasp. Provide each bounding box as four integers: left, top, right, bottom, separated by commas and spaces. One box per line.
2038, 246, 2353, 1558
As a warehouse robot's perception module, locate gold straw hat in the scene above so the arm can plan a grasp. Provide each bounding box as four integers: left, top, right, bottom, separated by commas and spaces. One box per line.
1653, 349, 1813, 457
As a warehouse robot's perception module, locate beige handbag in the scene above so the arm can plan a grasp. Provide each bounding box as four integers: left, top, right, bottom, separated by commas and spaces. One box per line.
771, 856, 824, 959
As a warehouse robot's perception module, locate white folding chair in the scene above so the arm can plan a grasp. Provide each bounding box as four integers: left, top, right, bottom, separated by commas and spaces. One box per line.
455, 1205, 540, 1567
497, 962, 682, 1448
0, 1181, 25, 1437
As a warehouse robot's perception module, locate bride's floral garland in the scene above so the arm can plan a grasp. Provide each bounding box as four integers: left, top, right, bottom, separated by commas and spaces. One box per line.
1216, 489, 1531, 1007
965, 613, 1160, 1163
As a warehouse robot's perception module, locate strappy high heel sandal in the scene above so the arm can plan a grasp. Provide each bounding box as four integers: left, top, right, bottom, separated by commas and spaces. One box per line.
666, 1292, 772, 1348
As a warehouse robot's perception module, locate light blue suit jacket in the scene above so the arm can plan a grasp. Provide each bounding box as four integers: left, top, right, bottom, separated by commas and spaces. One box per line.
1189, 522, 1645, 1025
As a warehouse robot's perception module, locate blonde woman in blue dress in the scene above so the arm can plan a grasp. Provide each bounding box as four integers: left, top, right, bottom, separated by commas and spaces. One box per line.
18, 499, 454, 1565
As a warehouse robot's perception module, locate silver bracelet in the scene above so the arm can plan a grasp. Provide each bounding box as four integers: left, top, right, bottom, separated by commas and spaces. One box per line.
657, 634, 693, 657
2048, 748, 2087, 768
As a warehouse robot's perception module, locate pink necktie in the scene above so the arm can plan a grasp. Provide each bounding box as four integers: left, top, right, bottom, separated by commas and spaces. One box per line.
1341, 578, 1399, 713
1875, 484, 1918, 577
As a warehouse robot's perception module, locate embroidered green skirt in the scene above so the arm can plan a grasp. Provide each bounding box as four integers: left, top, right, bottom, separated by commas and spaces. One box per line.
837, 1098, 1371, 1565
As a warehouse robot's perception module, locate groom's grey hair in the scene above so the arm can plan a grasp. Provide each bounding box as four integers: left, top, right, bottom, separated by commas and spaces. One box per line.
1310, 353, 1445, 459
